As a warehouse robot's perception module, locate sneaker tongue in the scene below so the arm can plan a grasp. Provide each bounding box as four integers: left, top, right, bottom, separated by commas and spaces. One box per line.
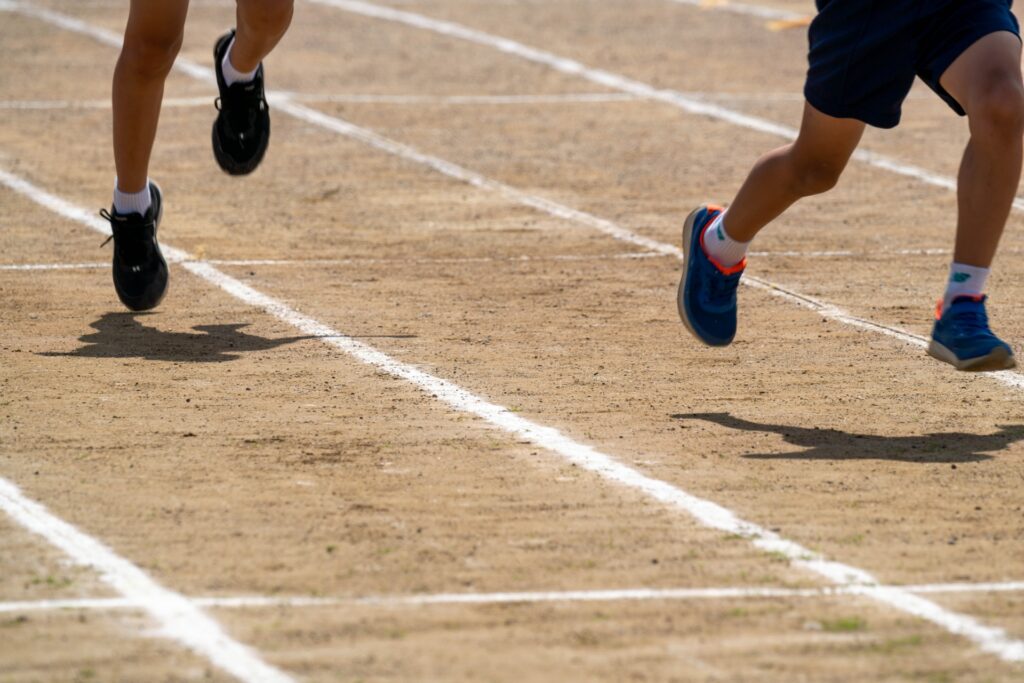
951, 294, 986, 306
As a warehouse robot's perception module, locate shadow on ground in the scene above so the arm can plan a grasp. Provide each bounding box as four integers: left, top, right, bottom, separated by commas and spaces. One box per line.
41, 312, 412, 363
671, 412, 1024, 463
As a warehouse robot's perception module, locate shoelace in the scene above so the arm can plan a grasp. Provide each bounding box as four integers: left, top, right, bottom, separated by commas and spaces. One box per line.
98, 208, 116, 248
98, 208, 152, 264
215, 82, 267, 140
948, 306, 991, 337
700, 267, 742, 307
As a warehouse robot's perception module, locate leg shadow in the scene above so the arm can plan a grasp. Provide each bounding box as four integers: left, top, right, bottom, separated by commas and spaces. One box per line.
41, 312, 318, 363
671, 412, 1024, 463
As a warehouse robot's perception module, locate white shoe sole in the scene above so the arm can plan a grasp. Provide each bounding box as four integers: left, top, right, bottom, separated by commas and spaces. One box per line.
927, 340, 1016, 371
676, 206, 704, 343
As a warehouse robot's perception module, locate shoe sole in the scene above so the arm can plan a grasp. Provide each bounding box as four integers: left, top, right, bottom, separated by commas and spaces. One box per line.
212, 113, 269, 175
676, 205, 712, 344
927, 339, 1017, 371
113, 181, 168, 312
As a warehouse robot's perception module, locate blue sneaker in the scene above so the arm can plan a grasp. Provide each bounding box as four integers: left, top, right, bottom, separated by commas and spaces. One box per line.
928, 295, 1015, 371
677, 205, 745, 346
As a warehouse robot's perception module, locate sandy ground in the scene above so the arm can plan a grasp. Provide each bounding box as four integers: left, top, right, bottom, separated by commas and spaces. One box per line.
2, 0, 1024, 680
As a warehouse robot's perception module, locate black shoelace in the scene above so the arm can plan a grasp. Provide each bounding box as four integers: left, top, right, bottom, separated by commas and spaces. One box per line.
99, 208, 152, 264
216, 83, 267, 140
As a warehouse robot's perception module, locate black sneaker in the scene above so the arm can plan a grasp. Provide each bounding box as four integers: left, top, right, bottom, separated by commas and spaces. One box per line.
100, 182, 168, 311
212, 30, 271, 175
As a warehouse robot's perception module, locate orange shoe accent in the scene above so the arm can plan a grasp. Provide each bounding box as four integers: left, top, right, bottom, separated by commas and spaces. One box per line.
936, 294, 986, 319
698, 206, 747, 276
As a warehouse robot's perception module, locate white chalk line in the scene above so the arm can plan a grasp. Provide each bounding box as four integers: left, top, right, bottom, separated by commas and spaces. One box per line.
667, 0, 807, 22
0, 93, 640, 111
2, 247, 993, 273
306, 0, 1024, 214
4, 580, 1024, 615
0, 479, 293, 683
8, 0, 1024, 663
0, 91, 859, 111
0, 252, 665, 273
5, 160, 1024, 666
0, 262, 108, 271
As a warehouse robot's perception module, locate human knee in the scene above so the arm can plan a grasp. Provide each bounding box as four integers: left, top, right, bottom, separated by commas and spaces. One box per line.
968, 73, 1024, 137
120, 29, 184, 79
791, 157, 844, 196
240, 0, 294, 35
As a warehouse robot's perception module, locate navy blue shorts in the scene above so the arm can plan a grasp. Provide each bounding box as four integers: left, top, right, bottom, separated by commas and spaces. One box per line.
805, 0, 1020, 128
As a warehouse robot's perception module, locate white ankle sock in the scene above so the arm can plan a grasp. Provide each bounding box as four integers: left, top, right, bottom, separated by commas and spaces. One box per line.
701, 211, 750, 268
943, 262, 989, 311
113, 180, 152, 216
221, 38, 258, 86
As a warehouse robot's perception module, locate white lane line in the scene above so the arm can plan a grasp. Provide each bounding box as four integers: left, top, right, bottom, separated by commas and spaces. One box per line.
0, 252, 665, 272
0, 479, 293, 683
0, 597, 141, 613
0, 97, 212, 110
286, 92, 641, 105
4, 580, 1024, 615
0, 589, 831, 615
8, 2, 1024, 661
0, 262, 107, 271
0, 93, 641, 110
0, 92, 839, 110
666, 0, 806, 21
908, 581, 1024, 595
304, 0, 1024, 213
5, 165, 1024, 665
2, 247, 1003, 272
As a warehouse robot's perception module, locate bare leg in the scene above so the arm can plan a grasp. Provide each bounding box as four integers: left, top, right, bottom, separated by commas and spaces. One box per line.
939, 31, 1024, 268
722, 103, 865, 242
230, 0, 294, 72
112, 0, 190, 194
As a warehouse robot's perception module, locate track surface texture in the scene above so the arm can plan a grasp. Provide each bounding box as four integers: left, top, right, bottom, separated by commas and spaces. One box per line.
2, 0, 1024, 681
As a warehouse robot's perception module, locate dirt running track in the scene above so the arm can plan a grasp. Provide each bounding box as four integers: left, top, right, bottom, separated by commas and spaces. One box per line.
2, 0, 1024, 681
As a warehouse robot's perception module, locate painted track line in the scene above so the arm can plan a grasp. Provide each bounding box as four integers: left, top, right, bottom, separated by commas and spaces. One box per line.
3, 580, 1024, 615
0, 91, 846, 110
666, 0, 806, 22
0, 589, 840, 616
5, 247, 1008, 272
0, 478, 293, 683
287, 91, 640, 105
305, 0, 1024, 213
4, 164, 1024, 665
0, 262, 108, 271
0, 92, 641, 110
7, 1, 1024, 662
0, 252, 664, 272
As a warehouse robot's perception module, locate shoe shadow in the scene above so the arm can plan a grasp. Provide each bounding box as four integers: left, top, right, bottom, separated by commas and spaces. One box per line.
671, 412, 1024, 463
40, 312, 411, 363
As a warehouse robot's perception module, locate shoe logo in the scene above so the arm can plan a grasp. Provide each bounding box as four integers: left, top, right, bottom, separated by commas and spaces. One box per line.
716, 225, 725, 241
951, 272, 971, 283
